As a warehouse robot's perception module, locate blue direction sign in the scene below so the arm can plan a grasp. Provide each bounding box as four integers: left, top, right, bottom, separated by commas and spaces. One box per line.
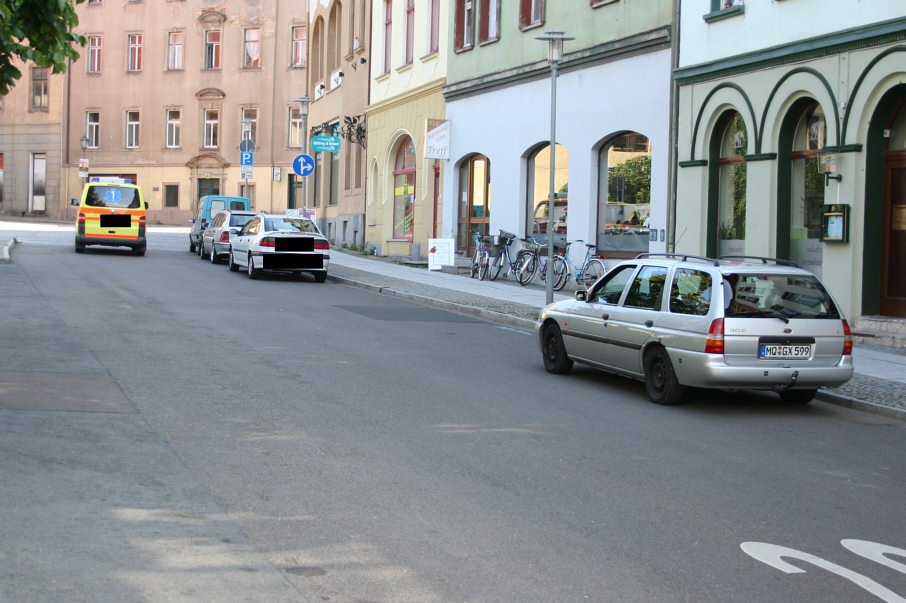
293, 153, 315, 177
240, 151, 254, 166
310, 135, 341, 153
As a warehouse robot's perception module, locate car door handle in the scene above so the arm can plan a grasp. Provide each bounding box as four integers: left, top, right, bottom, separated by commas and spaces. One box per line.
602, 313, 609, 321
645, 320, 654, 327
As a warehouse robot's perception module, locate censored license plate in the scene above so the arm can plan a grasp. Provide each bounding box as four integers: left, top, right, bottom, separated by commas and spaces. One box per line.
759, 344, 812, 360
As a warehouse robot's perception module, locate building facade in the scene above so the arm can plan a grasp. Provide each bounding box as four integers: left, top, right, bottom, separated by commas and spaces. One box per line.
365, 0, 448, 258
674, 0, 906, 319
305, 0, 370, 247
0, 59, 65, 217
64, 0, 310, 226
442, 0, 674, 264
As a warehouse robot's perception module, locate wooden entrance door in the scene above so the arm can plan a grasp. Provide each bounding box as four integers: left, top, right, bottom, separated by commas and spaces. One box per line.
881, 153, 906, 316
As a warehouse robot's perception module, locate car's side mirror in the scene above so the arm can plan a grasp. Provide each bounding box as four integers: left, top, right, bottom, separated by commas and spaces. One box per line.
575, 290, 588, 302
70, 198, 79, 206
144, 202, 149, 209
187, 219, 195, 224
228, 228, 239, 235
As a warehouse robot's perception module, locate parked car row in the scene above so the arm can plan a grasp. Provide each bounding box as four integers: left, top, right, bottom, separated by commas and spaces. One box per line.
191, 207, 330, 283
537, 253, 854, 405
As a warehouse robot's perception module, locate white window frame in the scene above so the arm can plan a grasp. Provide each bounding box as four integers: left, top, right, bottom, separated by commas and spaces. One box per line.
205, 30, 222, 69
203, 109, 219, 148
88, 36, 102, 73
168, 31, 184, 70
125, 110, 140, 148
291, 26, 307, 67
166, 109, 181, 148
289, 107, 303, 148
127, 33, 143, 71
87, 112, 100, 148
241, 107, 257, 145
243, 28, 261, 68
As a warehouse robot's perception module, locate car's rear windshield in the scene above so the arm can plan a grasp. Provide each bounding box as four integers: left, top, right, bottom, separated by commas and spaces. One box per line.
264, 217, 320, 234
84, 186, 141, 209
724, 273, 840, 320
229, 214, 254, 227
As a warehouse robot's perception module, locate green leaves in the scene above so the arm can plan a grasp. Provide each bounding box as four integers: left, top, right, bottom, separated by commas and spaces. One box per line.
0, 0, 86, 95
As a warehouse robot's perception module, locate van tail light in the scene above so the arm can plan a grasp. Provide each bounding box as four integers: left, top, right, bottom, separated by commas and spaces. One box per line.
705, 318, 725, 354
842, 319, 853, 355
260, 236, 275, 248
219, 231, 231, 243
138, 215, 146, 226
78, 213, 86, 225
314, 239, 329, 250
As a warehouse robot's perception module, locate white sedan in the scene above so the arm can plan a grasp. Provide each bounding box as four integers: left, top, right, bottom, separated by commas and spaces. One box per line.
228, 214, 330, 282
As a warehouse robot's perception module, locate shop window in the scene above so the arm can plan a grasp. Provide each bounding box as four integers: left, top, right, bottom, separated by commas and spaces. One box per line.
788, 103, 826, 277
393, 136, 416, 239
526, 143, 568, 249
596, 132, 651, 255
715, 112, 748, 257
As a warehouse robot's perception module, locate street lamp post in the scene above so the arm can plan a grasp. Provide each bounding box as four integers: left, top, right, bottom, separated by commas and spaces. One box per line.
294, 96, 312, 212
79, 134, 90, 183
536, 31, 573, 305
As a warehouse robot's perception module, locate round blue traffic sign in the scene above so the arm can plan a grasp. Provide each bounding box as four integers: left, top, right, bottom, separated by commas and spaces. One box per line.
293, 154, 315, 177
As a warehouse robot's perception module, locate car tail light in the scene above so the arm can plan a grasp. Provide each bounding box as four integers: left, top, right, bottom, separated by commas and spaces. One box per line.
705, 318, 725, 354
219, 231, 230, 243
260, 236, 275, 248
78, 213, 86, 225
315, 239, 329, 250
842, 319, 853, 355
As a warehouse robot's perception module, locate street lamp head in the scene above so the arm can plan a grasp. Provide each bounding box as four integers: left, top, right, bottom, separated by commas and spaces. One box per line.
535, 30, 574, 65
79, 134, 89, 152
294, 95, 312, 116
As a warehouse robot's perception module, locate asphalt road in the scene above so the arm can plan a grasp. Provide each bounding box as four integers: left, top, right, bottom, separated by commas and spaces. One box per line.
2, 226, 905, 602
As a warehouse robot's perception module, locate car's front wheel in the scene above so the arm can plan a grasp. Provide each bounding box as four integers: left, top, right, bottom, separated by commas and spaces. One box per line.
210, 245, 219, 264
228, 247, 239, 272
247, 253, 260, 279
644, 347, 685, 404
541, 323, 573, 374
779, 388, 817, 404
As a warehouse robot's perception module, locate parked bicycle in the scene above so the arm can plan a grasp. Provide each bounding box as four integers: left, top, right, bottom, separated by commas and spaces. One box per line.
550, 241, 607, 291
515, 235, 555, 287
470, 231, 493, 280
487, 230, 527, 281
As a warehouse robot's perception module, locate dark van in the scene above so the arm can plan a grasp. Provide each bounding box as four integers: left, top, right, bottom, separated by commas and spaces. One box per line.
189, 195, 251, 253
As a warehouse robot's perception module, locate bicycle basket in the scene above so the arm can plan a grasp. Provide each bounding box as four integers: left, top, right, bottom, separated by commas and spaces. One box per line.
497, 230, 517, 246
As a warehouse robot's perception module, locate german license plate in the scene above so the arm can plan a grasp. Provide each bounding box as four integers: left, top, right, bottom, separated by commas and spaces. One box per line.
759, 344, 812, 360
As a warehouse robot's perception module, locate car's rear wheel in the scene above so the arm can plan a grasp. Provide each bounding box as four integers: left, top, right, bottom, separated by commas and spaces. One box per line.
75, 239, 85, 253
228, 247, 239, 272
644, 347, 685, 404
313, 271, 327, 283
541, 323, 573, 374
198, 241, 206, 258
779, 388, 817, 405
247, 253, 260, 279
189, 240, 196, 253
132, 244, 146, 257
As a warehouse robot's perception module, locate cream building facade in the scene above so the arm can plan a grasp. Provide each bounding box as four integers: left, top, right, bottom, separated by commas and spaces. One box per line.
62, 0, 310, 226
305, 0, 370, 247
364, 0, 448, 259
0, 60, 66, 217
675, 0, 906, 320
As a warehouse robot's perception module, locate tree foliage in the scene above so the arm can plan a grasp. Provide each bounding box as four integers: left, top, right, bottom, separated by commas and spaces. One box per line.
0, 0, 86, 95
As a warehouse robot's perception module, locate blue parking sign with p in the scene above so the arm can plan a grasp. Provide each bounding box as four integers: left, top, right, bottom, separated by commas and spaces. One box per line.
240, 151, 254, 166
293, 154, 315, 177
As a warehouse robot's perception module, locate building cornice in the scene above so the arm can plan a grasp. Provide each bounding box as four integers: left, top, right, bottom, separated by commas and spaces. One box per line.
444, 26, 671, 102
675, 16, 906, 85
366, 79, 447, 116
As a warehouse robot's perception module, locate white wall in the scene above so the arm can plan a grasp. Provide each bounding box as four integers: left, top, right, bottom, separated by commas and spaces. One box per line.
443, 49, 672, 261
680, 0, 906, 68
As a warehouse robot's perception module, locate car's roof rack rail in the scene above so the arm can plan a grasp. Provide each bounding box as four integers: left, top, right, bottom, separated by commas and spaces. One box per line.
718, 255, 802, 268
635, 252, 720, 266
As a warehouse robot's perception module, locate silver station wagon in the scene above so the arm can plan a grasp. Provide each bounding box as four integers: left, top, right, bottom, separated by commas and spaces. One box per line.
536, 254, 854, 405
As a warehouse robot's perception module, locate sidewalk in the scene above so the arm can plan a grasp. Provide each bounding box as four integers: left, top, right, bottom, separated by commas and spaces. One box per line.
326, 250, 906, 421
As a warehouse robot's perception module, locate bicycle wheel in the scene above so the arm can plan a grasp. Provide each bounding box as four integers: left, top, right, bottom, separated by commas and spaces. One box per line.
580, 258, 607, 288
488, 252, 504, 281
470, 247, 481, 278
477, 250, 490, 280
551, 256, 569, 291
516, 254, 537, 286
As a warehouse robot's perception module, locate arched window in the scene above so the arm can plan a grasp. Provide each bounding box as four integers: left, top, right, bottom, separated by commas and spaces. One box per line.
526, 143, 568, 248
311, 18, 323, 81
596, 132, 651, 255
327, 3, 342, 72
788, 103, 826, 277
393, 137, 416, 239
457, 154, 491, 253
713, 111, 747, 257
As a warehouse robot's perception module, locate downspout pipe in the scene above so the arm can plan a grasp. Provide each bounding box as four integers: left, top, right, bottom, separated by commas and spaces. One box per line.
667, 0, 681, 253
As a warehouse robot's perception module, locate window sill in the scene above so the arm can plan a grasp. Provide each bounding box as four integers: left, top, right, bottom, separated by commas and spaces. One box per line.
387, 238, 413, 242
375, 72, 390, 82
453, 45, 474, 54
703, 5, 744, 22
396, 63, 413, 74
420, 50, 439, 62
478, 37, 500, 47
591, 0, 619, 6
519, 21, 544, 33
